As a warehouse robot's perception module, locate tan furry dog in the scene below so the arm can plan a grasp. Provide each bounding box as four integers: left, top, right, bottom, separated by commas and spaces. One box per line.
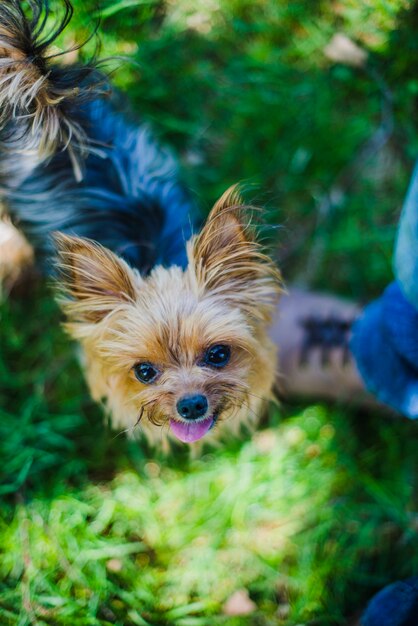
55, 188, 282, 444
0, 0, 282, 445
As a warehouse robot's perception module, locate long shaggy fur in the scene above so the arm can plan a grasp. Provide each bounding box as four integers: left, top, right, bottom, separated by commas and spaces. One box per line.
0, 0, 99, 162
0, 1, 195, 271
0, 0, 283, 445
53, 190, 282, 442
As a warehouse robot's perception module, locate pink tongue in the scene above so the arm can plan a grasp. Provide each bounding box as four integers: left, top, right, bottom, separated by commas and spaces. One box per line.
169, 416, 214, 443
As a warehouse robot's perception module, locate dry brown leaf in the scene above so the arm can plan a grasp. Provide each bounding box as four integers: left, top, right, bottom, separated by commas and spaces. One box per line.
223, 589, 257, 616
324, 33, 367, 67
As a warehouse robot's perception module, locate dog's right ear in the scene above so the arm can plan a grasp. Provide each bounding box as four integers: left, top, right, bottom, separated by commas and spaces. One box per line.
187, 186, 282, 322
54, 233, 141, 325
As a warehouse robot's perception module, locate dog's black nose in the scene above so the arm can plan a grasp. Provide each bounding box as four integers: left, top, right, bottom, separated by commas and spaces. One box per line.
176, 395, 208, 420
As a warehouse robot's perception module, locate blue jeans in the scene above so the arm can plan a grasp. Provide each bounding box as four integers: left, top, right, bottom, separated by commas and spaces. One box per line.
351, 163, 418, 419
361, 577, 418, 626
349, 171, 418, 623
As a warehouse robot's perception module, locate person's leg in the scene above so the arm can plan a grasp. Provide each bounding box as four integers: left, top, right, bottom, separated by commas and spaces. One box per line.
270, 288, 376, 405
360, 578, 418, 626
271, 281, 418, 419
270, 164, 418, 626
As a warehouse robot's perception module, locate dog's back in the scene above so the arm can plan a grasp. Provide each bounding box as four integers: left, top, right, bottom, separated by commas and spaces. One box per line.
0, 0, 195, 273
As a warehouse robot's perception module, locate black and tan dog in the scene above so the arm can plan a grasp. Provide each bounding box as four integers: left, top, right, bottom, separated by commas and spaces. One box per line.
0, 0, 282, 444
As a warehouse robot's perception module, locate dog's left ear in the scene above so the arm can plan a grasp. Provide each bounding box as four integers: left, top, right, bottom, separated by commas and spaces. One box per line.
188, 185, 282, 321
54, 233, 140, 326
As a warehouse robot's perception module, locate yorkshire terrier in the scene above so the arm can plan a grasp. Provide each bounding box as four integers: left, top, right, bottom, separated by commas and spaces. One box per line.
0, 0, 282, 444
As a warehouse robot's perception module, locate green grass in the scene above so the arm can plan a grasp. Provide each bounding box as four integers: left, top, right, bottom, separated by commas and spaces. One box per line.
1, 0, 418, 624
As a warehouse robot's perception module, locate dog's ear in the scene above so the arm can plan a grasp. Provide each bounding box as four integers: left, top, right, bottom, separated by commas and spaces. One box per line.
188, 185, 282, 321
54, 234, 140, 325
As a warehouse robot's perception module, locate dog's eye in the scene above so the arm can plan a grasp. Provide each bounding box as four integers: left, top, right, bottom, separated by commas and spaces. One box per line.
134, 362, 160, 384
204, 344, 231, 368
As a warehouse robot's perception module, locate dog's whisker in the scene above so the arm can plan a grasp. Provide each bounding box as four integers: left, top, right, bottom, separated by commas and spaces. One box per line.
112, 426, 134, 440
134, 406, 144, 427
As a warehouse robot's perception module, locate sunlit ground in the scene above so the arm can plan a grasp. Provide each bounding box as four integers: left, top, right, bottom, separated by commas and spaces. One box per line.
1, 290, 417, 625
1, 0, 418, 624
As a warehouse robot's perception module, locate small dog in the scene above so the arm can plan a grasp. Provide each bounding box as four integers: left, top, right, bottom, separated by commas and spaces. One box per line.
0, 0, 282, 444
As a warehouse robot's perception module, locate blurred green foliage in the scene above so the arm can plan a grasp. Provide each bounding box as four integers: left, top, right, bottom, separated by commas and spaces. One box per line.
1, 0, 418, 624
68, 0, 417, 299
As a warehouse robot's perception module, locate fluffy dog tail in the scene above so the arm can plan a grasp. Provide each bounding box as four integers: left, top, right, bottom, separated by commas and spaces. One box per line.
0, 0, 101, 168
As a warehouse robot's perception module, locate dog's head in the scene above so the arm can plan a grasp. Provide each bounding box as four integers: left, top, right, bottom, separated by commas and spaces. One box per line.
55, 187, 282, 444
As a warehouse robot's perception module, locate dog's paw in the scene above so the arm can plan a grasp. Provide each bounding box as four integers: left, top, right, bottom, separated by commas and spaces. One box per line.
0, 215, 34, 297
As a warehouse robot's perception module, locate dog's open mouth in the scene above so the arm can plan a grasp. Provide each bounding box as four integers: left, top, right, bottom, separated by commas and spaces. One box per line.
169, 415, 217, 443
